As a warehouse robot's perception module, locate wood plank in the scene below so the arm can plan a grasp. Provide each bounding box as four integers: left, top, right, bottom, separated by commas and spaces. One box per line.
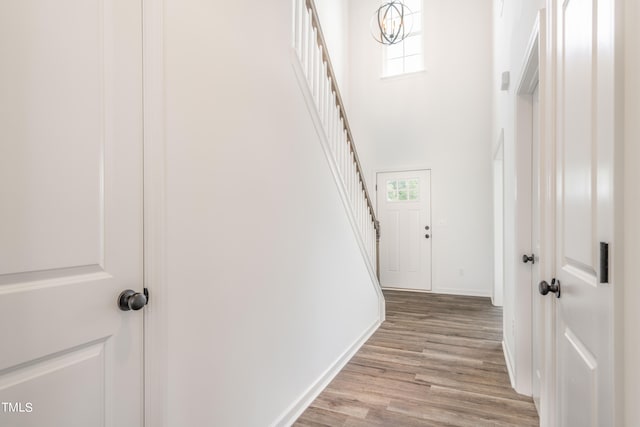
294, 291, 539, 426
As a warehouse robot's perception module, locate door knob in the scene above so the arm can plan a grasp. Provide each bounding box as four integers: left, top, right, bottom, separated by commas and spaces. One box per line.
118, 289, 148, 311
522, 254, 535, 264
538, 278, 561, 298
425, 234, 430, 239
425, 226, 430, 230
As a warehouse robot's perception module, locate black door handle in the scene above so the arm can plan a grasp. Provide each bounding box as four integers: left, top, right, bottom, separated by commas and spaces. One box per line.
523, 254, 535, 264
538, 279, 561, 298
118, 289, 148, 311
425, 234, 430, 239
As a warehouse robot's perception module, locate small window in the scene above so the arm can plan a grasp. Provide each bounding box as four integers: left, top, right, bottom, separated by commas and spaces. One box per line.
386, 178, 420, 201
382, 0, 424, 77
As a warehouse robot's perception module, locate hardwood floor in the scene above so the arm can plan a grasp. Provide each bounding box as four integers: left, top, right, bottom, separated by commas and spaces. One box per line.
294, 290, 539, 426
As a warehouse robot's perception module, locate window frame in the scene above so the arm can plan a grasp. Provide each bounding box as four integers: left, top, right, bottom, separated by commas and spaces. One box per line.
381, 0, 424, 78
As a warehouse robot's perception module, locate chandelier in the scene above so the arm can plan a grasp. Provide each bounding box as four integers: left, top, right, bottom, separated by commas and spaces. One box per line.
370, 1, 414, 45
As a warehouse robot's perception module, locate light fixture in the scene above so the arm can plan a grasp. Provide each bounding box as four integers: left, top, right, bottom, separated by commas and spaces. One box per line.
370, 1, 414, 45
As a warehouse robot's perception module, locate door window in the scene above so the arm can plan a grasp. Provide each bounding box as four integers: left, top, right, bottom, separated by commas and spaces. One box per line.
386, 178, 419, 201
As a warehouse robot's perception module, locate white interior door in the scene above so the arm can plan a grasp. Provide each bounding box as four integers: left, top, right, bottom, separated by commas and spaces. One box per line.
530, 84, 543, 412
377, 170, 432, 291
553, 0, 615, 424
0, 1, 144, 426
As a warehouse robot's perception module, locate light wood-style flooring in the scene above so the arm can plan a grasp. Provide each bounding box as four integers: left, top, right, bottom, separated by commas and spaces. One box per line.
294, 290, 539, 426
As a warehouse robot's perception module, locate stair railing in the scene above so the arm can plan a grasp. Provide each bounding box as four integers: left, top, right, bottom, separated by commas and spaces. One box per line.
292, 0, 381, 278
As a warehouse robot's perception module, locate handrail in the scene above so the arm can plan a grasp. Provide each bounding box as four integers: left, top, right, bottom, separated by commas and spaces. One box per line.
304, 0, 380, 239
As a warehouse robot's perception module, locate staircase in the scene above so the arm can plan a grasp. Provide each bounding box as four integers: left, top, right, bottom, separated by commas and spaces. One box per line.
291, 0, 382, 308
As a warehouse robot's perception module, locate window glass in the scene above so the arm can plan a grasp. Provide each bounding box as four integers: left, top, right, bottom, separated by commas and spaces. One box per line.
404, 35, 422, 57
404, 0, 421, 12
404, 54, 423, 73
387, 42, 404, 59
386, 58, 404, 76
410, 11, 422, 32
387, 178, 420, 202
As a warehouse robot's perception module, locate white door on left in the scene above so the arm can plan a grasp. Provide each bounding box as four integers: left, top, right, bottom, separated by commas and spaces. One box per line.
0, 1, 144, 426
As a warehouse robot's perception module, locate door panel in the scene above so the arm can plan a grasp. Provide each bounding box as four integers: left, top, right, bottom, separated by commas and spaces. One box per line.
0, 0, 104, 275
560, 327, 597, 426
562, 0, 595, 272
0, 1, 143, 426
377, 170, 431, 291
0, 341, 106, 427
388, 211, 401, 272
407, 210, 420, 272
555, 0, 614, 423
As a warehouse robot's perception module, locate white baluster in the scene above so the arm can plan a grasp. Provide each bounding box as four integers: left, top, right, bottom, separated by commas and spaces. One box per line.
360, 189, 364, 235
317, 49, 323, 113
348, 153, 353, 201
371, 221, 375, 261
365, 218, 369, 257
294, 0, 301, 54
306, 13, 313, 79
352, 157, 356, 204
344, 133, 350, 188
353, 162, 358, 208
360, 189, 364, 234
327, 99, 336, 153
355, 178, 360, 221
367, 214, 372, 258
310, 30, 317, 98
324, 68, 329, 127
323, 68, 330, 129
341, 126, 347, 179
321, 65, 326, 126
340, 131, 346, 186
324, 71, 333, 132
316, 45, 322, 103
348, 156, 352, 200
310, 27, 317, 88
300, 7, 307, 72
364, 194, 368, 241
332, 104, 340, 156
367, 216, 373, 259
326, 93, 333, 148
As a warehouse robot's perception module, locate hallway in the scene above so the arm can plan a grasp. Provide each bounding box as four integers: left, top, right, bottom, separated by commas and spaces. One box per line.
295, 291, 539, 426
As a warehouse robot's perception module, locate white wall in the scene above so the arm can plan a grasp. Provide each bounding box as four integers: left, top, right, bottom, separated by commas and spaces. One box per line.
160, 1, 380, 425
314, 0, 349, 101
348, 0, 494, 297
624, 0, 640, 422
492, 0, 544, 388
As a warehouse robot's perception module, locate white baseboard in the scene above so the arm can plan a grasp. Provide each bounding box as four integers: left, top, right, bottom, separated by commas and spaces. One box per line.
431, 287, 492, 298
271, 319, 381, 427
502, 340, 516, 389
382, 287, 491, 298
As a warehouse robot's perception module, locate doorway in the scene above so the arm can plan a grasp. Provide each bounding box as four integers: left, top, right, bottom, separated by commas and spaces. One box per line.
376, 169, 432, 291
493, 132, 504, 307
513, 12, 554, 424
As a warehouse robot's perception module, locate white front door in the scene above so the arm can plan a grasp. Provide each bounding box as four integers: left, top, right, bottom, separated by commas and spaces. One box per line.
377, 170, 432, 291
0, 1, 144, 426
553, 0, 616, 424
